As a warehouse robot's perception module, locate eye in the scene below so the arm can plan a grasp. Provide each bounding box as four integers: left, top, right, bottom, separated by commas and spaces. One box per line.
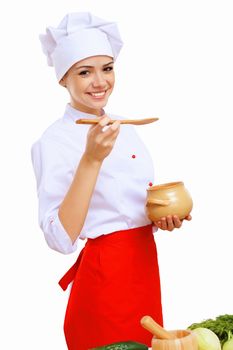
79, 70, 90, 76
104, 66, 113, 72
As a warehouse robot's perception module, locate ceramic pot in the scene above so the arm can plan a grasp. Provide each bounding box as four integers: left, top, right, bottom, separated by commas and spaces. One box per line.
152, 329, 198, 350
146, 181, 193, 222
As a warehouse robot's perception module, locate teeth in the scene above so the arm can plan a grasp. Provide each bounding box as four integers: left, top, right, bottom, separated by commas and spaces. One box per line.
90, 91, 105, 97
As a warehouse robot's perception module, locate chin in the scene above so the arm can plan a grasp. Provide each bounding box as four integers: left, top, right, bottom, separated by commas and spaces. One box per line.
90, 99, 108, 109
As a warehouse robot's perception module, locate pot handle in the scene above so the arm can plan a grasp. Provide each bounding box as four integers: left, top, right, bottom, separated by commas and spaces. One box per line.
146, 198, 170, 206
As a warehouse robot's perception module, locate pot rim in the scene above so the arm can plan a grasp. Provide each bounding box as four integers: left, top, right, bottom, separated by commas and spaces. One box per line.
147, 181, 184, 191
152, 328, 194, 341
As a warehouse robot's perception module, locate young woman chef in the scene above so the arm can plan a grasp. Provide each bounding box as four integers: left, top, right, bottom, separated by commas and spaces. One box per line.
31, 12, 191, 350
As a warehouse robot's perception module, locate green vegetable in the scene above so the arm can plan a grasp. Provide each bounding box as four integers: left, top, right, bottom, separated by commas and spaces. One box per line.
192, 328, 221, 350
188, 314, 233, 347
223, 338, 233, 350
90, 340, 148, 350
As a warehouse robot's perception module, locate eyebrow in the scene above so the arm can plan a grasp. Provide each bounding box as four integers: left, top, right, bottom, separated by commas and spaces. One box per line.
74, 61, 114, 70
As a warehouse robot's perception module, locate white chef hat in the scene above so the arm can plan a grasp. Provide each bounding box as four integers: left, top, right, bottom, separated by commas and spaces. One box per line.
39, 12, 123, 81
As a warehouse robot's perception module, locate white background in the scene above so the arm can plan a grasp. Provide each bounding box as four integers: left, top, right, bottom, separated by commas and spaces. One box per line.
1, 0, 232, 349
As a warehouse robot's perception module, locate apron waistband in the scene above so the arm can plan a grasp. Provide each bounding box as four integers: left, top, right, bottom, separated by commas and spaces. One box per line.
58, 224, 153, 291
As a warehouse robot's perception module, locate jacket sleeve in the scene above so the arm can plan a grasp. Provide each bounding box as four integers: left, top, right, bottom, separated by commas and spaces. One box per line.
31, 137, 80, 254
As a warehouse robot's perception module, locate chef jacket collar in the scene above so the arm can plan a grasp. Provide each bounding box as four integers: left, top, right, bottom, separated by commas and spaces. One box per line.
64, 103, 105, 122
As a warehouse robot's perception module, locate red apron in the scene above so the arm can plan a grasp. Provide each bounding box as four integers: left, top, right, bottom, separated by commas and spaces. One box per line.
59, 224, 163, 350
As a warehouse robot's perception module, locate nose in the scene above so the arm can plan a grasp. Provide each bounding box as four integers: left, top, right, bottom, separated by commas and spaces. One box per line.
92, 71, 107, 88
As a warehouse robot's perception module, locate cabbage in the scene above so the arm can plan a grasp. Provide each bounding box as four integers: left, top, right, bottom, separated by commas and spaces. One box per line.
223, 338, 233, 350
192, 327, 221, 350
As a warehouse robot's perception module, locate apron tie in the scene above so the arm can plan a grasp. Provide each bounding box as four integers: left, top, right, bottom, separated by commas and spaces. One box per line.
58, 247, 85, 291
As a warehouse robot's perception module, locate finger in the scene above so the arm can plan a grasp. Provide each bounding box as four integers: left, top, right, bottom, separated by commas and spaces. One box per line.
91, 115, 111, 130
156, 220, 161, 229
99, 115, 111, 128
94, 126, 119, 148
90, 117, 115, 140
110, 120, 121, 131
104, 119, 121, 131
160, 217, 167, 230
166, 215, 175, 231
173, 215, 182, 228
88, 120, 101, 130
185, 214, 192, 221
88, 116, 107, 132
101, 120, 121, 140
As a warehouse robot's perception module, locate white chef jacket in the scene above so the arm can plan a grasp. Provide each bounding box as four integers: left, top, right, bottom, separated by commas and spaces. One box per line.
31, 103, 156, 254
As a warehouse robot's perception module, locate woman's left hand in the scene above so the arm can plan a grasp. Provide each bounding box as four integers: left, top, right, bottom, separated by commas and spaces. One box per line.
154, 214, 192, 231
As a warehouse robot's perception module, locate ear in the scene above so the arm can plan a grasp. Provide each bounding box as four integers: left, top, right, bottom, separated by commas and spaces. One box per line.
59, 74, 66, 88
59, 77, 67, 88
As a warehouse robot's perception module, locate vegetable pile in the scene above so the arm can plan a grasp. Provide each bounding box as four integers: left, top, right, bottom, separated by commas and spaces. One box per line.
188, 314, 233, 349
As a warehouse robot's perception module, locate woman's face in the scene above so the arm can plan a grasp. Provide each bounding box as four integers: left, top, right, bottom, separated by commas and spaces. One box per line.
60, 55, 115, 116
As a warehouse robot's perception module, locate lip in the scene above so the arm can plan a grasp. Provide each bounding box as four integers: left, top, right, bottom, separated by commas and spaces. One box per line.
86, 90, 108, 100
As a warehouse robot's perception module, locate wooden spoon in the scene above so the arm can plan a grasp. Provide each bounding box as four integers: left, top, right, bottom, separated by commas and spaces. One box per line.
75, 117, 159, 125
140, 316, 174, 340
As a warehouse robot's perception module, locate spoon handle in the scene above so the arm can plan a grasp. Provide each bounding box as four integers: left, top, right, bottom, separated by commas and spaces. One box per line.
75, 118, 159, 125
140, 316, 174, 340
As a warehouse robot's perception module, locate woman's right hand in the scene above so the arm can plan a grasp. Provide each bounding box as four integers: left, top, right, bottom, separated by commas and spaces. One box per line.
84, 114, 121, 163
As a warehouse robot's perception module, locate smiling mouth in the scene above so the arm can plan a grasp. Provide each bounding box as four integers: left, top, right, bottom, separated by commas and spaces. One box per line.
87, 90, 107, 99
